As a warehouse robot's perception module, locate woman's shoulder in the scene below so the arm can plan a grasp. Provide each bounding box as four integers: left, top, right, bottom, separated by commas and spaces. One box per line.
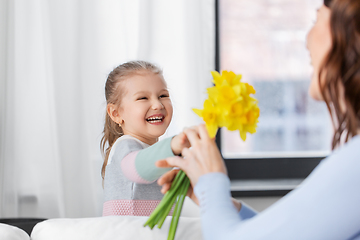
332, 135, 360, 159
318, 135, 360, 174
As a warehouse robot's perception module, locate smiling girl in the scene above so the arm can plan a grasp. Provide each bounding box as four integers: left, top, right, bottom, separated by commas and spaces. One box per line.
101, 61, 189, 216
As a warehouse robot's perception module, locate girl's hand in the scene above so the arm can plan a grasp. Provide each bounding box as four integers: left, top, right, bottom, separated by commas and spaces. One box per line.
157, 168, 199, 205
170, 132, 191, 155
158, 124, 227, 187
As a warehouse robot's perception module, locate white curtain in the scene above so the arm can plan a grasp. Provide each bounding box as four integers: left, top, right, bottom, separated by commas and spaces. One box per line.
0, 0, 215, 218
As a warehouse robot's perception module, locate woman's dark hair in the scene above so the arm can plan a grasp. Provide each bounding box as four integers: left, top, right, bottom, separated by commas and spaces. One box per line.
320, 0, 360, 149
324, 0, 332, 8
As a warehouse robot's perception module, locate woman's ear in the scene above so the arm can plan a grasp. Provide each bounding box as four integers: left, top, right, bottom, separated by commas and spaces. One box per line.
107, 103, 123, 125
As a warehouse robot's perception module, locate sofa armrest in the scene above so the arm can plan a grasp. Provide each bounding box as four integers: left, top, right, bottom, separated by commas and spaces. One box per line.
0, 223, 30, 240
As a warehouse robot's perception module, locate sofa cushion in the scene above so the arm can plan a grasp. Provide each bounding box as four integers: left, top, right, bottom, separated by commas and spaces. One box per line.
0, 223, 30, 240
31, 215, 202, 240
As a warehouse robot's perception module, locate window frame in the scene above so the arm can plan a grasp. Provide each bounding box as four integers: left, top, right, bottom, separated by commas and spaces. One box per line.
214, 0, 325, 196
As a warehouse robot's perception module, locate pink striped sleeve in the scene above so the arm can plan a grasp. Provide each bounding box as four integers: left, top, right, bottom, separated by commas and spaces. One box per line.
120, 151, 153, 184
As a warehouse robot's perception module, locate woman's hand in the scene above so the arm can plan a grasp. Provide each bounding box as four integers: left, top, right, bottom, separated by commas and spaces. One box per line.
157, 124, 227, 186
157, 168, 199, 205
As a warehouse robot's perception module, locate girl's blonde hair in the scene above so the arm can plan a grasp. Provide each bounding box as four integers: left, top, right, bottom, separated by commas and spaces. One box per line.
101, 60, 163, 180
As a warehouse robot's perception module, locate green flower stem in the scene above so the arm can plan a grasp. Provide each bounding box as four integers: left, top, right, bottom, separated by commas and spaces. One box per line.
144, 170, 190, 240
144, 171, 186, 228
157, 193, 177, 229
168, 176, 190, 240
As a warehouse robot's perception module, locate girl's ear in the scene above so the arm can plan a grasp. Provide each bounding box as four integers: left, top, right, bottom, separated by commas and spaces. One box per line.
107, 103, 123, 125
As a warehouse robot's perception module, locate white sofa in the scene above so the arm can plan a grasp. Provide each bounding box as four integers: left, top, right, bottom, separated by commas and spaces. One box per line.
0, 198, 202, 240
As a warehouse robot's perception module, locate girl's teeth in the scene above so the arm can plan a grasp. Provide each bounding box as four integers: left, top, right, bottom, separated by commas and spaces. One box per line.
146, 116, 163, 122
147, 117, 162, 120
149, 120, 161, 123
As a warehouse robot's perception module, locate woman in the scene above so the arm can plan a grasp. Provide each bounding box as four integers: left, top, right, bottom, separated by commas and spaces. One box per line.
156, 0, 360, 239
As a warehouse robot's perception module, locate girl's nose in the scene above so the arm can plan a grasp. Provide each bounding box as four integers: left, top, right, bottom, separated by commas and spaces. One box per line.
151, 99, 164, 110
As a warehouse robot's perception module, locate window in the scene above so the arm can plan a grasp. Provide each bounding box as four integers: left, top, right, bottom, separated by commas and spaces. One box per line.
216, 0, 331, 191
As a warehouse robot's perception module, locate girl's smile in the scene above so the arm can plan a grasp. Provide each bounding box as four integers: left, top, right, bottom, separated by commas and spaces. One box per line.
146, 114, 165, 125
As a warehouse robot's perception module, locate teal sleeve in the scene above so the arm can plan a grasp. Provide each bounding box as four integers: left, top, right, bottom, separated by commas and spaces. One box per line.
135, 137, 175, 182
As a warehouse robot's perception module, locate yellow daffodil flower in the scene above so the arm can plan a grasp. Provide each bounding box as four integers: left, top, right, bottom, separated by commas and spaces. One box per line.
211, 70, 242, 87
194, 70, 260, 141
193, 99, 219, 138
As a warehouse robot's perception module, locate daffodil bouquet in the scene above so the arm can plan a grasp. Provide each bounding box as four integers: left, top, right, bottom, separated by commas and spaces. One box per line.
144, 70, 259, 240
194, 70, 260, 140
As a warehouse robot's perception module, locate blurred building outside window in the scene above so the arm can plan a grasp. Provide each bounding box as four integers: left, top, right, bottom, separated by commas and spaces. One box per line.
219, 0, 332, 158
